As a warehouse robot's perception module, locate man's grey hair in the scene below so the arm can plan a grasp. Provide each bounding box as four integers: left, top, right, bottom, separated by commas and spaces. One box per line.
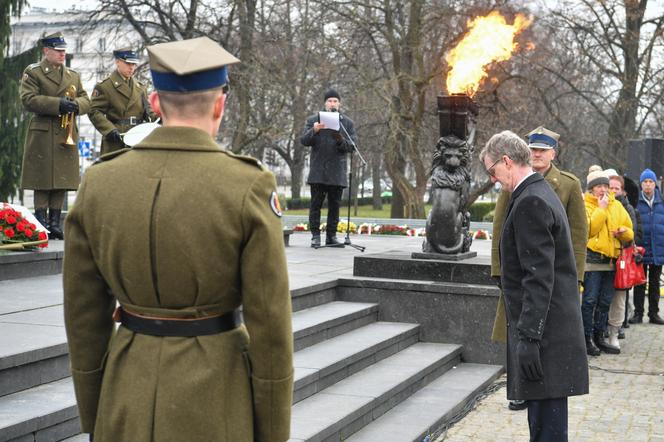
479, 130, 531, 167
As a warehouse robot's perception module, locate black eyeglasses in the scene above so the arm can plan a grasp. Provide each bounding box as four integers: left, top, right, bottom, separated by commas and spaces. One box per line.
486, 157, 503, 177
222, 84, 230, 96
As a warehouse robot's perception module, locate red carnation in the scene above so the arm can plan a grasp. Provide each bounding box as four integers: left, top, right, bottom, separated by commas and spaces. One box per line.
38, 231, 47, 241
16, 223, 25, 232
30, 223, 36, 230
6, 215, 16, 224
24, 229, 34, 238
4, 228, 15, 238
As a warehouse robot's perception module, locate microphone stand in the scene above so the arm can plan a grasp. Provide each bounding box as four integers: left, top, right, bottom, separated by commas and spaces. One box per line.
339, 116, 366, 252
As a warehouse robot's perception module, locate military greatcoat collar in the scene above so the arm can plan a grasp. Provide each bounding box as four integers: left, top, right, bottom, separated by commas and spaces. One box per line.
542, 163, 561, 192
134, 126, 222, 152
41, 58, 63, 85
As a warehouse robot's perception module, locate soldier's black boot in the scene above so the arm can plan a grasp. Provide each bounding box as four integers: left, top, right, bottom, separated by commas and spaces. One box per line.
594, 331, 619, 354
48, 209, 64, 240
34, 208, 48, 230
311, 234, 321, 248
585, 335, 600, 356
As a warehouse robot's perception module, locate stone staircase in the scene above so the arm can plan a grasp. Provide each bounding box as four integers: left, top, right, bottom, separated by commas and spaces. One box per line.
0, 249, 502, 442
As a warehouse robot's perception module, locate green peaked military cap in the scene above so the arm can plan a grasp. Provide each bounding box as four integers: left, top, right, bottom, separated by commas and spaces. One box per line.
147, 37, 240, 92
525, 126, 560, 149
41, 31, 67, 50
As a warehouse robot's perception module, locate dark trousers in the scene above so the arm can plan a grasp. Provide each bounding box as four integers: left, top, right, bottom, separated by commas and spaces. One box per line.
582, 271, 615, 336
33, 189, 66, 210
528, 397, 568, 442
309, 184, 344, 237
633, 264, 662, 317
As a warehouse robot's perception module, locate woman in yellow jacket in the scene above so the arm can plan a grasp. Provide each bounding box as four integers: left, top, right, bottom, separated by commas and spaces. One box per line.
582, 167, 633, 356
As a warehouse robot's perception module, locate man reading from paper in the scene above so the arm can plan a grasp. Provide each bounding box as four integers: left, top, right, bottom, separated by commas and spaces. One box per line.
300, 88, 358, 248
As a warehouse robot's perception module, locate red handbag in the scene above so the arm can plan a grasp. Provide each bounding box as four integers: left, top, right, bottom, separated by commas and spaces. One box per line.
614, 245, 647, 289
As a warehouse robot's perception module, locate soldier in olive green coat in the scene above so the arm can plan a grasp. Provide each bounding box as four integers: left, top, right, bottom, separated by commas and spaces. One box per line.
491, 127, 587, 344
63, 37, 293, 442
89, 47, 156, 155
20, 32, 90, 238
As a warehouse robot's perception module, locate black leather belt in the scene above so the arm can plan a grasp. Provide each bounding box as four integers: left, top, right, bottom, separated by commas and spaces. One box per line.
111, 117, 142, 126
114, 306, 241, 337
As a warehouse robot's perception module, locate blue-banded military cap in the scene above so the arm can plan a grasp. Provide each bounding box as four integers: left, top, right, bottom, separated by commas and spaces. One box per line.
113, 47, 140, 64
525, 126, 560, 149
147, 37, 240, 93
41, 32, 67, 50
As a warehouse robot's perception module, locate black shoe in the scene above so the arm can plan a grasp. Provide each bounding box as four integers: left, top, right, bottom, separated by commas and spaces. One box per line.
623, 321, 630, 329
48, 209, 64, 240
325, 236, 344, 247
585, 335, 600, 356
311, 235, 321, 248
618, 328, 625, 339
34, 208, 48, 230
628, 314, 643, 324
594, 332, 620, 354
649, 314, 664, 325
508, 400, 528, 411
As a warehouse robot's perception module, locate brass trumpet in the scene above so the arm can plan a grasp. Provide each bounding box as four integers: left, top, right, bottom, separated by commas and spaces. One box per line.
61, 85, 77, 148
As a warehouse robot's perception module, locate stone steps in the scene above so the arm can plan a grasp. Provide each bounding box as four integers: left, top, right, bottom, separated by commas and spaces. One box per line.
0, 378, 78, 442
293, 321, 420, 403
288, 342, 462, 442
346, 363, 503, 441
292, 301, 378, 351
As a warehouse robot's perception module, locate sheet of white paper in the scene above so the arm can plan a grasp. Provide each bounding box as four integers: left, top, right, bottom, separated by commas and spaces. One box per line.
318, 111, 340, 131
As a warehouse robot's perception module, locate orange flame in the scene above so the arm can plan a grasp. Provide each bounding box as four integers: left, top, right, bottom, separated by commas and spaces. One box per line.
446, 12, 532, 96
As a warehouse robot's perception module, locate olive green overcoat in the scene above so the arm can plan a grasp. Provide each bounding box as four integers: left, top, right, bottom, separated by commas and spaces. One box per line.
490, 164, 588, 342
19, 59, 90, 190
63, 126, 293, 442
89, 70, 156, 155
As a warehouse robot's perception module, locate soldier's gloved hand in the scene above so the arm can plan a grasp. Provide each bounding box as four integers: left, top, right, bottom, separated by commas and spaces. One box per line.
492, 275, 502, 289
89, 433, 94, 442
516, 338, 543, 381
106, 129, 123, 145
59, 97, 79, 114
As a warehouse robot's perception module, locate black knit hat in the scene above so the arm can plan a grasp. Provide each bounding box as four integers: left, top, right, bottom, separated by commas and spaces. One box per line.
324, 89, 340, 101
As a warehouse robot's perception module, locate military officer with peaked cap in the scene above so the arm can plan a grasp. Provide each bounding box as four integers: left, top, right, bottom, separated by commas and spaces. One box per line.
63, 37, 293, 442
89, 47, 156, 155
20, 31, 90, 239
490, 126, 587, 411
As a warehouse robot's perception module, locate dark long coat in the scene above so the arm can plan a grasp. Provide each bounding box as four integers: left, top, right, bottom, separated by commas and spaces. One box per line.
491, 164, 587, 342
301, 112, 357, 187
63, 127, 293, 441
500, 173, 589, 401
20, 59, 91, 190
89, 70, 156, 155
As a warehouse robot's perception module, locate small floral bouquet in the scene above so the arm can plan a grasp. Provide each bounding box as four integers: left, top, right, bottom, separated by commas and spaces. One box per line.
472, 229, 491, 240
337, 221, 357, 234
293, 223, 308, 232
0, 203, 48, 250
358, 223, 381, 234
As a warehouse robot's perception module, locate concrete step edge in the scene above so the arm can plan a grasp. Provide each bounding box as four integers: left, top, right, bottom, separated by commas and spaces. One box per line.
289, 342, 463, 442
293, 301, 379, 351
293, 321, 420, 403
0, 377, 77, 441
344, 362, 504, 442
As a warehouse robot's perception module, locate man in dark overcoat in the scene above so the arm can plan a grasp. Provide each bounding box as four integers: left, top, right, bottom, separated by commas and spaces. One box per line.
19, 32, 90, 239
301, 89, 358, 247
480, 130, 589, 441
63, 37, 293, 441
89, 47, 156, 155
490, 126, 587, 411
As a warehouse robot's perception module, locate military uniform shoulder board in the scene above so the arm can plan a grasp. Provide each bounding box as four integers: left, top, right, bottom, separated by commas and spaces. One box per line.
27, 63, 41, 71
559, 170, 580, 183
93, 147, 131, 165
222, 150, 264, 170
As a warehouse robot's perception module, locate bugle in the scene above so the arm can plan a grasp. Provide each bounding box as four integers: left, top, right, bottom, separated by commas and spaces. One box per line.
61, 85, 77, 148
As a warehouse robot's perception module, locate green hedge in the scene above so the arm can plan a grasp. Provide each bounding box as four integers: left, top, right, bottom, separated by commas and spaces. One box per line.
468, 201, 496, 222
286, 196, 391, 210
